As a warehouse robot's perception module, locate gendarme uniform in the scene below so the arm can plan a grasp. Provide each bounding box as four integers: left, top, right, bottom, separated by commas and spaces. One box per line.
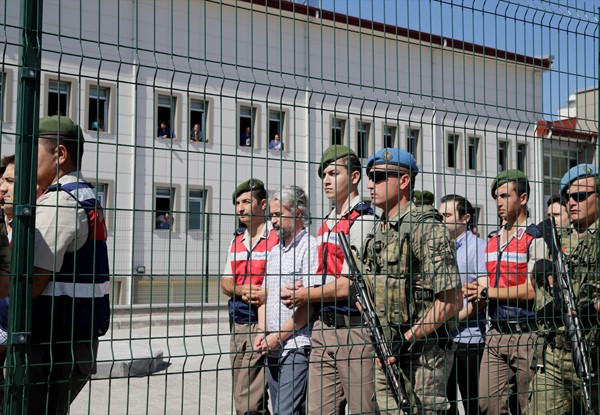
529, 164, 600, 414
360, 148, 460, 414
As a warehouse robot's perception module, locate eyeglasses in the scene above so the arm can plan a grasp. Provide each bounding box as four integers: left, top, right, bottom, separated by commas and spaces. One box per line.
367, 170, 400, 183
566, 191, 596, 202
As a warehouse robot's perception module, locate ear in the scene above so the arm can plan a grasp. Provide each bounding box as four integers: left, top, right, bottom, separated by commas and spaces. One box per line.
260, 198, 267, 212
519, 192, 528, 207
349, 169, 361, 186
56, 144, 68, 166
399, 173, 412, 192
463, 213, 471, 225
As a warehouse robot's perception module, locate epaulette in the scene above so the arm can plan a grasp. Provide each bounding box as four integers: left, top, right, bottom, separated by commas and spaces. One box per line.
488, 230, 499, 239
352, 202, 374, 216
525, 223, 543, 238
234, 227, 246, 236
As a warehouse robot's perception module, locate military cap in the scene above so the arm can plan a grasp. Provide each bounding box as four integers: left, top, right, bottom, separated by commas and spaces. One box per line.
232, 178, 265, 204
38, 115, 84, 142
318, 145, 358, 178
490, 169, 529, 198
413, 190, 435, 206
365, 148, 419, 174
560, 164, 599, 196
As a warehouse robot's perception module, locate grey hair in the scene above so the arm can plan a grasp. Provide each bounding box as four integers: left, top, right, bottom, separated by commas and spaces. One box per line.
268, 185, 310, 227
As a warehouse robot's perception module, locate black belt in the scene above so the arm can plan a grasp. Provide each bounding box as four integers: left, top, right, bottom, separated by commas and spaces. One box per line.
491, 320, 538, 334
321, 310, 363, 328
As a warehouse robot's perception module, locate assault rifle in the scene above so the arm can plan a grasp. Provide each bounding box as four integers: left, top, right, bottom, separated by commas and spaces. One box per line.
338, 232, 411, 413
540, 217, 595, 414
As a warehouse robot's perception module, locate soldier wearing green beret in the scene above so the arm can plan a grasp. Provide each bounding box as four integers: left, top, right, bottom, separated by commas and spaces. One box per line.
465, 169, 547, 415
280, 145, 378, 415
28, 116, 111, 414
528, 164, 600, 414
221, 177, 277, 415
413, 190, 435, 207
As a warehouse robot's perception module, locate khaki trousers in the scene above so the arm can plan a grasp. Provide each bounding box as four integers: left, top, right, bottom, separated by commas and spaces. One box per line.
230, 322, 270, 415
307, 319, 378, 415
479, 328, 537, 415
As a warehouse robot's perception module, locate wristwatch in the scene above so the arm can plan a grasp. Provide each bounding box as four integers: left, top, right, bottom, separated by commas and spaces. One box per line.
479, 288, 489, 301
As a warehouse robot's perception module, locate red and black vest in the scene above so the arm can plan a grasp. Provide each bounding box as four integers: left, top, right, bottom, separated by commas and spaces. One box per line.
317, 202, 373, 313
485, 223, 541, 321
228, 226, 279, 324
33, 181, 110, 342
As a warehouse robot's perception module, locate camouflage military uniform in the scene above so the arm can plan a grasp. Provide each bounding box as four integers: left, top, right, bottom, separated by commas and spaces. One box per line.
361, 201, 460, 414
529, 220, 600, 414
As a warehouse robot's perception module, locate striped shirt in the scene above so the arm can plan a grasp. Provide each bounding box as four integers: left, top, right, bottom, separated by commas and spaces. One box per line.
264, 229, 319, 355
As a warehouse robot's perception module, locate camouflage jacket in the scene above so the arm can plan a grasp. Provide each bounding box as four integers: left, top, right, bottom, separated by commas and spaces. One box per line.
360, 201, 460, 343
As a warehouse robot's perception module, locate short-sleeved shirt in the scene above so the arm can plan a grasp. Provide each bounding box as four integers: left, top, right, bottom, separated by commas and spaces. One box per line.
264, 229, 318, 355
454, 230, 487, 344
34, 172, 89, 271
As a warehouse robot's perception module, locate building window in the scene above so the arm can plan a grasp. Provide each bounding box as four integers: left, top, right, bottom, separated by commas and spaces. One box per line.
190, 99, 206, 142
157, 95, 177, 139
356, 121, 370, 159
331, 118, 345, 145
155, 187, 175, 230
542, 146, 579, 201
467, 136, 479, 170
447, 133, 459, 169
188, 189, 207, 231
498, 141, 509, 172
517, 143, 527, 173
383, 125, 396, 148
472, 206, 483, 231
268, 110, 284, 150
88, 85, 109, 132
95, 183, 108, 209
48, 80, 70, 117
239, 106, 256, 147
407, 128, 419, 160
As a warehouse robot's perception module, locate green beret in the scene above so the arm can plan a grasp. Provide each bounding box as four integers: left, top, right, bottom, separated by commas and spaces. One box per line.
491, 169, 529, 197
232, 178, 265, 204
38, 115, 84, 143
318, 145, 358, 178
413, 190, 435, 206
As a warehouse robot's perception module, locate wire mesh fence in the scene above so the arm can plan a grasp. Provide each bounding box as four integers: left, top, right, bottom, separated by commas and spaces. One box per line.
0, 0, 598, 413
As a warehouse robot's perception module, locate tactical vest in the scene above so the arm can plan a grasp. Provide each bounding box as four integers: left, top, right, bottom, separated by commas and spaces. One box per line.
317, 203, 373, 313
486, 223, 540, 321
227, 226, 279, 324
363, 204, 444, 340
32, 181, 110, 342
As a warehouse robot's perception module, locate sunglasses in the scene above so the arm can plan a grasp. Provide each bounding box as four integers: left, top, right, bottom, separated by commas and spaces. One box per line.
566, 191, 596, 202
367, 170, 400, 183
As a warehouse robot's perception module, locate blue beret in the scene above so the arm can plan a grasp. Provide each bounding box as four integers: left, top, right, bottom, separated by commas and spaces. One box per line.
560, 164, 598, 196
365, 148, 418, 174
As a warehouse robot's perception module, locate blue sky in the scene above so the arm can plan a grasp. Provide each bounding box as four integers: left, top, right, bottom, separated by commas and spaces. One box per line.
301, 0, 599, 120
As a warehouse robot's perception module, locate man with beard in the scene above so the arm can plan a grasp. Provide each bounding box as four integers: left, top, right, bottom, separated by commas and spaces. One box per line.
255, 185, 318, 415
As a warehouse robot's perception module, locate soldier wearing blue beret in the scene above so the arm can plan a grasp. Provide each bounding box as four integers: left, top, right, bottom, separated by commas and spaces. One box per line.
359, 148, 461, 413
529, 163, 600, 414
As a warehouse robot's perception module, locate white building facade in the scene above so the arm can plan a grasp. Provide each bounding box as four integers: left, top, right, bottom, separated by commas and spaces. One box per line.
0, 0, 552, 304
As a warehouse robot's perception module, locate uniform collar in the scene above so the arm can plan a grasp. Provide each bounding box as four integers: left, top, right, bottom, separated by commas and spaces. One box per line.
499, 217, 534, 243
240, 221, 272, 243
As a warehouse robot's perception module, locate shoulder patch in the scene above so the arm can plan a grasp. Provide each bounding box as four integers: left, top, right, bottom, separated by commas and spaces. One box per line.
352, 202, 375, 216
488, 230, 499, 239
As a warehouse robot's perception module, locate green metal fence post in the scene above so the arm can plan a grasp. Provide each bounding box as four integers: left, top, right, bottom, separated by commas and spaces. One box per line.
5, 0, 43, 413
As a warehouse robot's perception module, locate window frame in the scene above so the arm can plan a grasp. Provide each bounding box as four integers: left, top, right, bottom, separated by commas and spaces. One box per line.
467, 135, 481, 172
446, 132, 461, 169
238, 103, 260, 148
498, 140, 510, 172
155, 90, 181, 140
43, 75, 78, 119
187, 187, 208, 232
268, 108, 286, 151
84, 79, 115, 135
382, 124, 397, 149
517, 142, 527, 173
356, 120, 371, 159
330, 116, 347, 146
189, 95, 212, 144
154, 185, 177, 231
0, 69, 14, 123
406, 126, 420, 162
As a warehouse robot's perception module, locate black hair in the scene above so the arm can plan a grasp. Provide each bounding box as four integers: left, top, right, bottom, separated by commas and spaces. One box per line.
547, 194, 567, 207
440, 194, 475, 228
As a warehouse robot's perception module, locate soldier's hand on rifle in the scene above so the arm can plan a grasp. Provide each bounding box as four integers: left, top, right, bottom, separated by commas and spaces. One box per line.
281, 281, 306, 309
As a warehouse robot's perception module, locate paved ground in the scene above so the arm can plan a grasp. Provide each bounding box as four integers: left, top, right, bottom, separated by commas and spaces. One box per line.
70, 306, 235, 415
